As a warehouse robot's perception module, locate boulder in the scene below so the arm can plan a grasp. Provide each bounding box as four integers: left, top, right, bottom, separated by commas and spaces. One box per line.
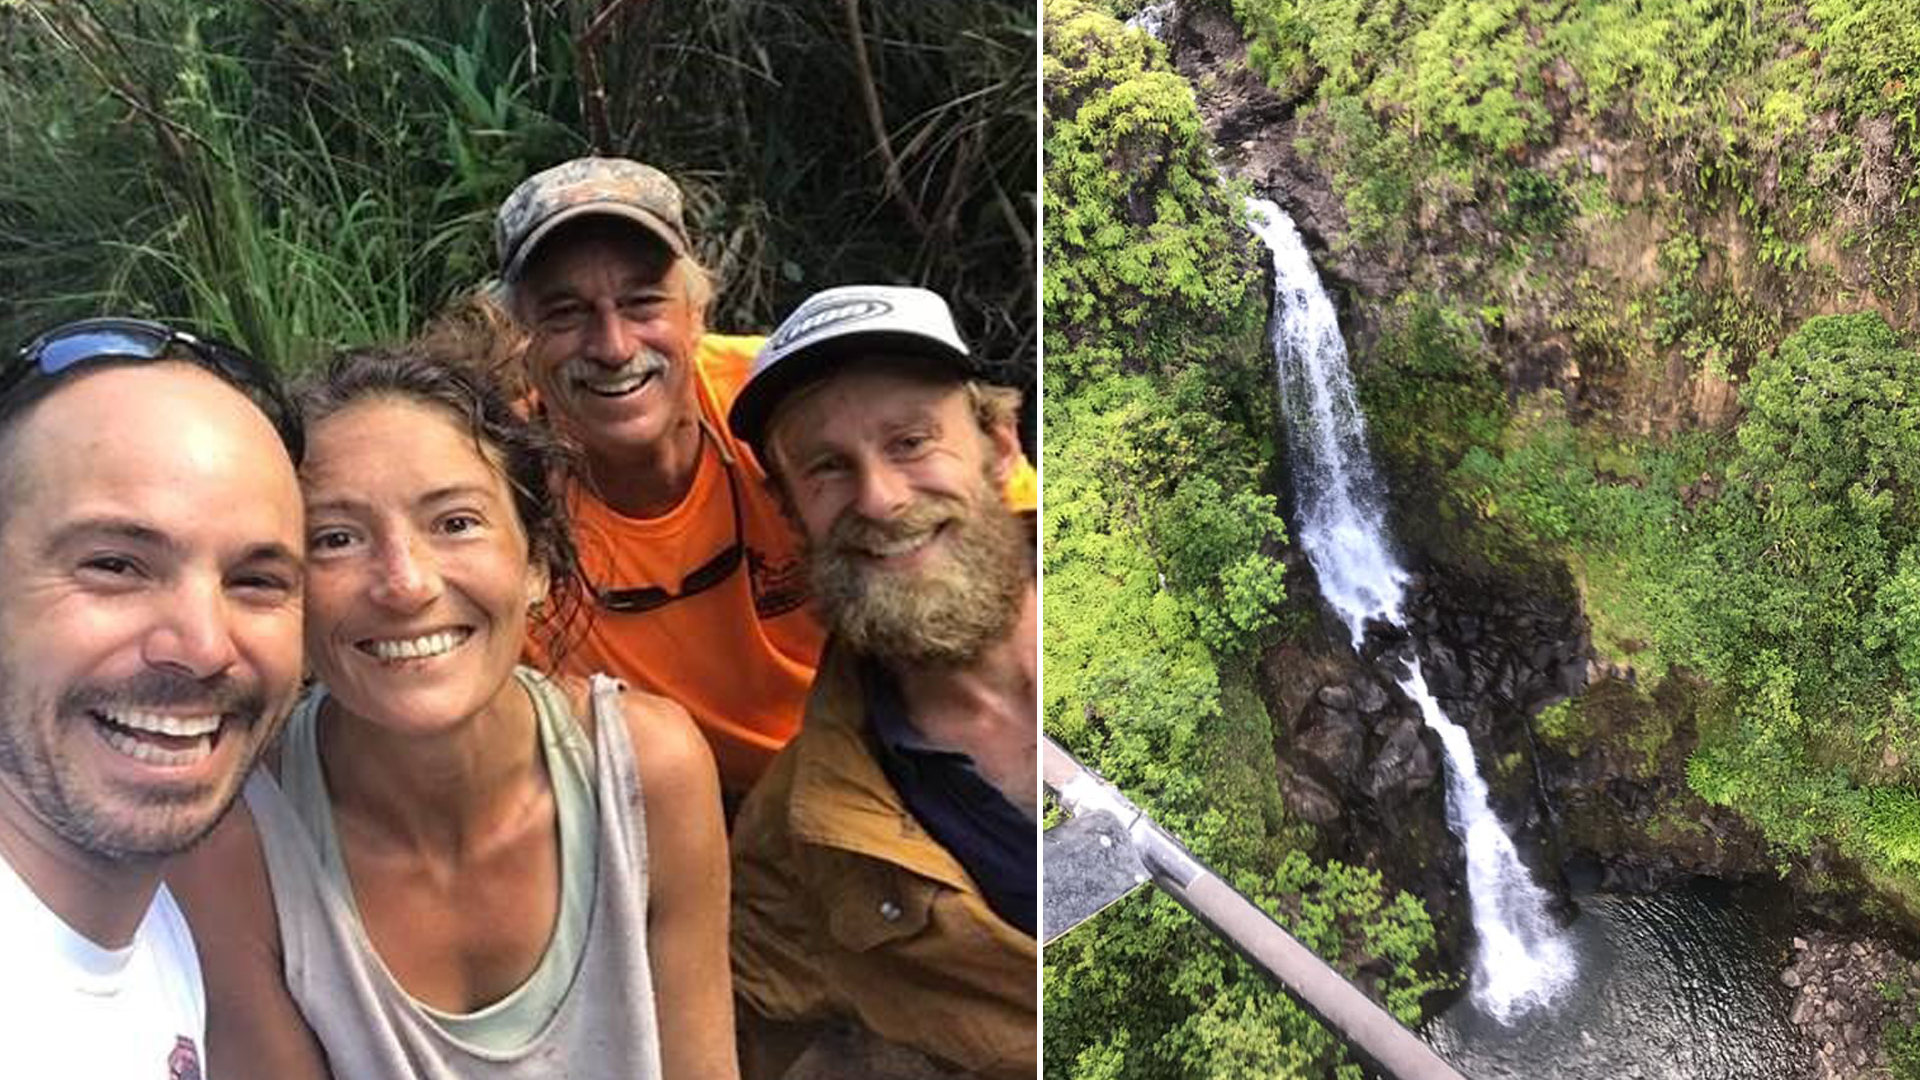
1295, 711, 1368, 785
1315, 684, 1355, 710
1352, 677, 1391, 714
1425, 643, 1467, 696
1282, 771, 1344, 826
1366, 717, 1439, 799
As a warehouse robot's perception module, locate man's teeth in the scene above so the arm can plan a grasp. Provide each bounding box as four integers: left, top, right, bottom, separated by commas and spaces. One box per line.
580, 372, 649, 395
364, 629, 469, 660
100, 710, 221, 737
96, 712, 217, 766
863, 532, 934, 558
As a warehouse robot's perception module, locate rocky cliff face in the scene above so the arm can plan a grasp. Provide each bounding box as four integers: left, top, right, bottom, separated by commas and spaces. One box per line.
1261, 562, 1594, 961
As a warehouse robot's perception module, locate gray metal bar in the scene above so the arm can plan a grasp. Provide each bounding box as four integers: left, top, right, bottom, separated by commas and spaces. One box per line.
1044, 736, 1470, 1080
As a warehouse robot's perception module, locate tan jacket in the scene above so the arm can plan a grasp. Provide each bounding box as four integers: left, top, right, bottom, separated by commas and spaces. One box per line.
729, 645, 1036, 1080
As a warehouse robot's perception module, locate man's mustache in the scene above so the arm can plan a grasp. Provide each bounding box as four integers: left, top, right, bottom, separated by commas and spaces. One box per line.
826, 497, 960, 554
560, 345, 671, 383
63, 669, 265, 725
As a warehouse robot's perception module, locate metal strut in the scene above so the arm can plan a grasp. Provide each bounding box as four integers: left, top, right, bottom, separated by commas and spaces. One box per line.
1043, 736, 1471, 1080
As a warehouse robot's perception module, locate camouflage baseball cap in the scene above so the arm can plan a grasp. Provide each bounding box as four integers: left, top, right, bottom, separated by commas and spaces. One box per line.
494, 157, 690, 282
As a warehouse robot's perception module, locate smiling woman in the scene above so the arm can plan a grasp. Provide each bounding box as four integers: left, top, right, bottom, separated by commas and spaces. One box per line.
165, 345, 738, 1080
298, 397, 552, 735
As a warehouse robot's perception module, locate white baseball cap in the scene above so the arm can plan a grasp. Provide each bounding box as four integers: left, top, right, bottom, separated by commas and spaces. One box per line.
729, 285, 975, 455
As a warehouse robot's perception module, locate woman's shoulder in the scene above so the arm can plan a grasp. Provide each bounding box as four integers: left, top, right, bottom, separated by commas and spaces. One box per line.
167, 793, 276, 943
583, 676, 717, 802
528, 668, 713, 783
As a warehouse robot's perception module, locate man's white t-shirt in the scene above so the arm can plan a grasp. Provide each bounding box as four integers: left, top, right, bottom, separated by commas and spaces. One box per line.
0, 853, 206, 1078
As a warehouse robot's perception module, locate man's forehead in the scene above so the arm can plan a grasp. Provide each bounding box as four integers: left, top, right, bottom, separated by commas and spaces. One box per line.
11, 470, 304, 558
17, 364, 285, 453
773, 367, 968, 444
518, 219, 678, 291
2, 365, 301, 538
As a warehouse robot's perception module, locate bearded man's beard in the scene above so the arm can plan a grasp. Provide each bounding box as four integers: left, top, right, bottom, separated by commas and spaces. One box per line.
809, 467, 1029, 667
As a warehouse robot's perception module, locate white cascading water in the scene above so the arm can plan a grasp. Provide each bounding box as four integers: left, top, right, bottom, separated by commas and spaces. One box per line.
1125, 0, 1173, 37
1245, 201, 1407, 647
1246, 196, 1575, 1023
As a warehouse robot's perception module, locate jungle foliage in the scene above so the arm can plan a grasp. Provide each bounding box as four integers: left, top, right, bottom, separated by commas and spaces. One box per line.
1213, 0, 1920, 922
1226, 0, 1920, 427
1230, 0, 1920, 202
0, 0, 1034, 394
1456, 316, 1920, 902
1043, 3, 1445, 1076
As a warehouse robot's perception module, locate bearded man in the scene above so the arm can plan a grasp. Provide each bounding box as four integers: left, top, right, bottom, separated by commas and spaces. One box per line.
724, 286, 1035, 1080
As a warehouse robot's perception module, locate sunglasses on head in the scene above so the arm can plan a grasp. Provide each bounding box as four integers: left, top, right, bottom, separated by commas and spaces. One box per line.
594, 432, 746, 614
9, 317, 304, 461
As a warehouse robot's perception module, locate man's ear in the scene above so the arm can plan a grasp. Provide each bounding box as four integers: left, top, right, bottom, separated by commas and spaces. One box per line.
985, 416, 1021, 486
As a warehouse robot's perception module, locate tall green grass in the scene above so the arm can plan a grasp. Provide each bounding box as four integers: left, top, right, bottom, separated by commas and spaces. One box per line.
0, 0, 1034, 397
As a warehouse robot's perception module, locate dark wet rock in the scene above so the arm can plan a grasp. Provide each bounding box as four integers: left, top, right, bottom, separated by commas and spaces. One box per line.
1527, 641, 1557, 672
1358, 618, 1410, 663
1316, 684, 1355, 711
1492, 661, 1521, 706
1296, 711, 1368, 785
1558, 658, 1590, 700
1352, 677, 1390, 714
1424, 643, 1467, 696
1366, 717, 1439, 800
1282, 769, 1344, 827
1466, 649, 1500, 696
1563, 853, 1605, 893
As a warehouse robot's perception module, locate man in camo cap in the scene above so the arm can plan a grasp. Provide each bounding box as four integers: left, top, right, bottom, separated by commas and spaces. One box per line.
496, 157, 827, 800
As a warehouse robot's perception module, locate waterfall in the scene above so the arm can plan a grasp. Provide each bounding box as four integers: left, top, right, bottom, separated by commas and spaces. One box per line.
1126, 0, 1173, 37
1246, 196, 1575, 1023
1246, 199, 1407, 648
1403, 665, 1578, 1023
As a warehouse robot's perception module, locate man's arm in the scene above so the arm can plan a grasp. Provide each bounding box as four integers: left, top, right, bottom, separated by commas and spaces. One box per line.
167, 801, 333, 1079
625, 691, 741, 1080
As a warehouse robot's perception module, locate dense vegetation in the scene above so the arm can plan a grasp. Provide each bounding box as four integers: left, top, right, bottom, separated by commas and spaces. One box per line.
1042, 3, 1445, 1077
1052, 0, 1920, 1072
1220, 0, 1920, 948
1231, 0, 1920, 282
1459, 316, 1920, 907
0, 0, 1033, 401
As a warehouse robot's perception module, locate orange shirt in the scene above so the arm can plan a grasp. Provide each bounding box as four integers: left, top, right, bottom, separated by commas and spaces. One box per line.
536, 335, 820, 795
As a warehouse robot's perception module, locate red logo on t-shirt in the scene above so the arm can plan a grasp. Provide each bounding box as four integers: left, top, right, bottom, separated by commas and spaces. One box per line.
748, 546, 810, 618
168, 1036, 202, 1080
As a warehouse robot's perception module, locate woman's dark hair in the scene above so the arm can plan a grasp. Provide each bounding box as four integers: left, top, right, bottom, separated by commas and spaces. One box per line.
293, 341, 587, 663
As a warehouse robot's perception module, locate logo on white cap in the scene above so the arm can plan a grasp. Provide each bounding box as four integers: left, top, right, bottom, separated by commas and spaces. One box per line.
768, 295, 895, 352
